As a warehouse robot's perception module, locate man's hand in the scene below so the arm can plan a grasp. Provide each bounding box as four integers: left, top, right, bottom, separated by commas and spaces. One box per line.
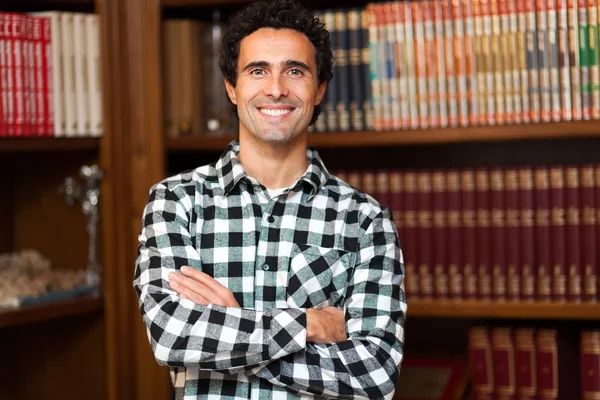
169, 266, 240, 307
306, 307, 347, 344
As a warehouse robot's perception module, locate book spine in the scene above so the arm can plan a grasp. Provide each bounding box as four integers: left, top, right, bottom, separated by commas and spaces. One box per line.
462, 168, 479, 299
324, 10, 339, 131
548, 0, 563, 121
558, 0, 573, 120
482, 0, 497, 124
86, 14, 102, 137
454, 0, 470, 126
505, 168, 521, 301
520, 167, 537, 301
423, 0, 439, 128
579, 0, 592, 119
25, 15, 35, 136
393, 3, 410, 130
434, 0, 448, 128
432, 170, 449, 299
375, 5, 392, 130
360, 9, 374, 131
469, 326, 495, 400
347, 9, 363, 132
491, 0, 507, 124
375, 170, 391, 207
500, 0, 516, 124
447, 170, 464, 299
403, 3, 419, 129
0, 13, 8, 136
536, 329, 559, 400
491, 327, 517, 400
476, 168, 492, 300
588, 0, 600, 118
443, 0, 460, 127
73, 13, 88, 136
535, 166, 553, 302
390, 170, 403, 234
366, 6, 380, 130
564, 166, 583, 302
508, 0, 524, 123
464, 0, 480, 125
474, 0, 488, 124
537, 0, 553, 122
579, 165, 597, 302
22, 14, 32, 136
514, 328, 537, 400
11, 13, 25, 136
417, 171, 434, 299
335, 10, 351, 132
61, 12, 77, 136
32, 16, 44, 136
581, 330, 600, 400
403, 171, 420, 299
549, 166, 567, 302
413, 1, 430, 128
517, 0, 533, 122
526, 0, 542, 122
382, 4, 400, 130
568, 0, 583, 120
490, 168, 507, 301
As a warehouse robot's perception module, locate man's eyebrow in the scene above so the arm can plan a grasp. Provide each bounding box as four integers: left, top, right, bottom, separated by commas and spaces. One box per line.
241, 60, 313, 72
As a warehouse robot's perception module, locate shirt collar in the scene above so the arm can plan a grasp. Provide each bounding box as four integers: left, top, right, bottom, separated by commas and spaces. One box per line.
216, 140, 329, 199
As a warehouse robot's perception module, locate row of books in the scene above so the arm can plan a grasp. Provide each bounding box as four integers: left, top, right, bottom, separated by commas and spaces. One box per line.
332, 164, 600, 303
312, 0, 600, 133
468, 325, 599, 399
162, 17, 237, 139
0, 11, 103, 138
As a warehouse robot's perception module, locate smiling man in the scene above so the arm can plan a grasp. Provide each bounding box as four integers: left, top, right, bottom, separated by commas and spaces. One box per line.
133, 1, 406, 399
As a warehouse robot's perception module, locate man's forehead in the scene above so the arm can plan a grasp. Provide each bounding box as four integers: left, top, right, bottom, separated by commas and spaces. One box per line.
238, 28, 317, 64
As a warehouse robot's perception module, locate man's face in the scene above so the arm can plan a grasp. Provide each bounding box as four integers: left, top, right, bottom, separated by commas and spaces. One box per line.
225, 28, 327, 145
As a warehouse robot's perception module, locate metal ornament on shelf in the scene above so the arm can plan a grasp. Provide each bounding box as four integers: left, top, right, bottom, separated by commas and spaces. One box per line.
60, 164, 103, 287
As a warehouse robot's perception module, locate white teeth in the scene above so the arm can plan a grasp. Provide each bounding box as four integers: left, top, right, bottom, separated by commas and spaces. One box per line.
260, 108, 291, 116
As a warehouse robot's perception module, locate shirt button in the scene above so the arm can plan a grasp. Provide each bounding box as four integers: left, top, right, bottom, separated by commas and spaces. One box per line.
267, 215, 275, 223
262, 264, 270, 271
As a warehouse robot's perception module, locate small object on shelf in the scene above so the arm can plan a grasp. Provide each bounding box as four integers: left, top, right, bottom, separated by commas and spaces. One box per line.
0, 249, 93, 309
60, 164, 103, 287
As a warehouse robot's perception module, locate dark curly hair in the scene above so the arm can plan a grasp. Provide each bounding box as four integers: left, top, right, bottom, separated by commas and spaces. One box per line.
219, 0, 333, 125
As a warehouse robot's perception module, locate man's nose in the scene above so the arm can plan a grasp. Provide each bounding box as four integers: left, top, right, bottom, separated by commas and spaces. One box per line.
264, 74, 288, 99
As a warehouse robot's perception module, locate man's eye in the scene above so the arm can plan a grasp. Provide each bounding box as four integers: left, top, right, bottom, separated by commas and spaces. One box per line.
250, 69, 265, 76
288, 68, 303, 76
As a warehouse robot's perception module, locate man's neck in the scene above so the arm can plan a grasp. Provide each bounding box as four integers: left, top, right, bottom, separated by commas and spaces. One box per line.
237, 135, 309, 189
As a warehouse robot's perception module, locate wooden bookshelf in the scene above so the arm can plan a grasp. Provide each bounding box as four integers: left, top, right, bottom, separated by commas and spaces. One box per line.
166, 120, 600, 151
409, 300, 600, 320
163, 0, 250, 6
0, 137, 100, 153
0, 294, 103, 328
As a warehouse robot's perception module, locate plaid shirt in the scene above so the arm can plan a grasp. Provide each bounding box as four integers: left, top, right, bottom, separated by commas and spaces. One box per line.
134, 141, 406, 400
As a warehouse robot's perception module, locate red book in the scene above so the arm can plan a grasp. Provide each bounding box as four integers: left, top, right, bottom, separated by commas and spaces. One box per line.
39, 15, 51, 136
389, 170, 403, 231
491, 327, 517, 400
536, 328, 581, 399
549, 166, 567, 302
514, 328, 537, 400
375, 170, 391, 208
504, 168, 521, 301
579, 165, 597, 302
432, 170, 448, 299
475, 168, 492, 300
564, 166, 582, 302
581, 330, 600, 400
534, 167, 552, 302
4, 12, 15, 136
519, 167, 536, 301
10, 13, 26, 137
446, 170, 463, 299
417, 170, 434, 299
403, 171, 420, 299
469, 326, 494, 400
32, 16, 44, 137
0, 13, 7, 136
490, 168, 507, 301
362, 170, 376, 199
461, 169, 478, 299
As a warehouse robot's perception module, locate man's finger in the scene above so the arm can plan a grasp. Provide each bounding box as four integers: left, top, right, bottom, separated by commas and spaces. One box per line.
180, 266, 232, 297
169, 280, 210, 305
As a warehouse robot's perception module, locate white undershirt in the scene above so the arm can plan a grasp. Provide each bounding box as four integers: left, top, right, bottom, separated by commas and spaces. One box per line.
266, 187, 289, 199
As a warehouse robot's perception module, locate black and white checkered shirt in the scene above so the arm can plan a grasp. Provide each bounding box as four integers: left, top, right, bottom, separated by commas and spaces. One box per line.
134, 141, 406, 400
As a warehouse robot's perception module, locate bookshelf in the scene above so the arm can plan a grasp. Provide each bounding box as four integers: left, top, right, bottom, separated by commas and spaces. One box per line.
106, 0, 600, 398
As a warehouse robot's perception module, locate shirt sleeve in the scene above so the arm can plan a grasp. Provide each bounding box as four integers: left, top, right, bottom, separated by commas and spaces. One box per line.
246, 207, 406, 400
133, 182, 309, 373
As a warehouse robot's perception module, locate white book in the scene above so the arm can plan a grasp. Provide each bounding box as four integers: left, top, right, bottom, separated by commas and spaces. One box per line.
86, 14, 102, 137
31, 11, 64, 136
60, 12, 77, 137
73, 13, 88, 136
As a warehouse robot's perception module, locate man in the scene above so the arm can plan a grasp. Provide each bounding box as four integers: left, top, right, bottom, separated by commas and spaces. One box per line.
133, 0, 406, 398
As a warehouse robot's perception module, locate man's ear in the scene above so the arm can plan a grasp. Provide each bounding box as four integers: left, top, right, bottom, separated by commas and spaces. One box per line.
224, 79, 238, 105
315, 81, 327, 105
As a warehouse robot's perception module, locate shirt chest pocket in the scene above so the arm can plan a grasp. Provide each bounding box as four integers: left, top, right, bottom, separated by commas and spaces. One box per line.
287, 243, 352, 309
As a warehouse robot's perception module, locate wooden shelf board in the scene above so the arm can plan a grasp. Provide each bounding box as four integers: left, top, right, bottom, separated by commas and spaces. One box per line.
409, 300, 600, 320
163, 0, 249, 6
0, 295, 103, 328
0, 137, 100, 153
166, 120, 600, 151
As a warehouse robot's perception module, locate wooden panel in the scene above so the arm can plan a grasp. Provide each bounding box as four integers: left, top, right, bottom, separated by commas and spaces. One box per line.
12, 152, 97, 271
409, 300, 600, 320
0, 295, 103, 328
0, 157, 14, 253
0, 313, 105, 400
0, 138, 99, 153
